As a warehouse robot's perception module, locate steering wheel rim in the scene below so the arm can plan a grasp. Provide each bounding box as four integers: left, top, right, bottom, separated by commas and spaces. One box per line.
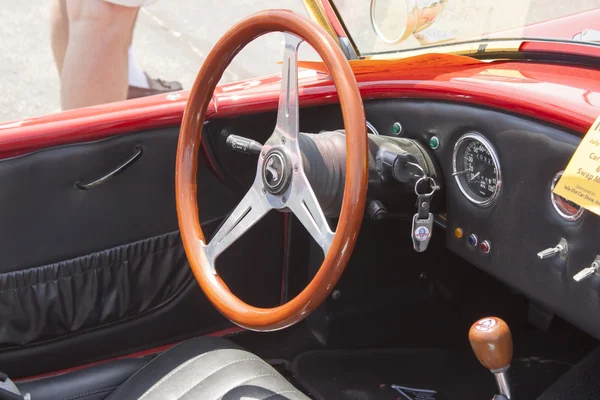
176, 10, 367, 331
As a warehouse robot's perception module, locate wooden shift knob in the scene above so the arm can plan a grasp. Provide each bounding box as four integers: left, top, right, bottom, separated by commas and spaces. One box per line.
469, 317, 513, 371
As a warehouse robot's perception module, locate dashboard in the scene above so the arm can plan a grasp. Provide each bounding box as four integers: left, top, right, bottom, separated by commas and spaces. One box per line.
205, 98, 600, 339
364, 99, 600, 338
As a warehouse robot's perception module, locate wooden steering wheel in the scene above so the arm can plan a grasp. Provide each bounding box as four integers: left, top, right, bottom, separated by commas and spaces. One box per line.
176, 10, 367, 331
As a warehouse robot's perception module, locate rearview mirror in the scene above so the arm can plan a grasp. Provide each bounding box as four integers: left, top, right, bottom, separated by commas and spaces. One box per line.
370, 0, 447, 44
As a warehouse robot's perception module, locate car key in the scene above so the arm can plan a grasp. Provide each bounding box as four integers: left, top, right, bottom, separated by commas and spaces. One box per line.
412, 176, 438, 252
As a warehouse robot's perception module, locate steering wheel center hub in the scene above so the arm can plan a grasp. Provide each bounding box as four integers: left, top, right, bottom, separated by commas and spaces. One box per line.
262, 149, 291, 194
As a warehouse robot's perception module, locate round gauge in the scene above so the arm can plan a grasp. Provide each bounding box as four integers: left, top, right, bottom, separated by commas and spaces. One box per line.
551, 171, 584, 221
452, 133, 502, 207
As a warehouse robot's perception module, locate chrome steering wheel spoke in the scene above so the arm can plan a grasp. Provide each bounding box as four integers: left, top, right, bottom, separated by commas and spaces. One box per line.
201, 179, 272, 274
266, 33, 302, 150
287, 174, 335, 255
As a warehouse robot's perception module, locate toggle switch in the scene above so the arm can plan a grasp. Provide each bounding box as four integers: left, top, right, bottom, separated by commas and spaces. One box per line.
573, 258, 600, 282
537, 238, 568, 260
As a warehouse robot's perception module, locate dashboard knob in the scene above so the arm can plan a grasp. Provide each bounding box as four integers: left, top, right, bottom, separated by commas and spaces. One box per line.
537, 238, 568, 260
573, 257, 600, 282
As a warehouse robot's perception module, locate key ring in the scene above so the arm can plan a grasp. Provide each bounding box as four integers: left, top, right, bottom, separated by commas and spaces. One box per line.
414, 176, 439, 196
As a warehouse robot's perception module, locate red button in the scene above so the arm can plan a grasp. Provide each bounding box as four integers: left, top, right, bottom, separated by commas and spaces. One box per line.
480, 240, 491, 254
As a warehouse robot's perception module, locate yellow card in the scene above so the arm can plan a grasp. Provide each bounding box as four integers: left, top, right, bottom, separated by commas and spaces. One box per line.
553, 115, 600, 215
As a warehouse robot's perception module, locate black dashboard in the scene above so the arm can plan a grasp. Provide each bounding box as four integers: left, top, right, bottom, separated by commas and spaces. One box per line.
365, 99, 600, 339
205, 98, 600, 340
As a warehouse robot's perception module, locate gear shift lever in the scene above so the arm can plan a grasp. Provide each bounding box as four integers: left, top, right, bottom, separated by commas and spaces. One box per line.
469, 317, 513, 399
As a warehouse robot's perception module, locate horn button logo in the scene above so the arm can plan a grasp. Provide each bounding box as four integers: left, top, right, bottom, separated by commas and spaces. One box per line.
262, 150, 291, 194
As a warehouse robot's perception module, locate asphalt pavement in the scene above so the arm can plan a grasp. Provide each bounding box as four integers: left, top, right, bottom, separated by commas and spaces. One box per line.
1, 0, 598, 123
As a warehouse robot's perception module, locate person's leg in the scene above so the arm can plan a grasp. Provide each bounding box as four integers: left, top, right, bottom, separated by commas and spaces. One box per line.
50, 0, 69, 75
61, 0, 139, 110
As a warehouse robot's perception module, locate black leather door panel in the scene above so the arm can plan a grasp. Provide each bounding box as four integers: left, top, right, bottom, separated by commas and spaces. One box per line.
0, 127, 284, 377
0, 127, 234, 272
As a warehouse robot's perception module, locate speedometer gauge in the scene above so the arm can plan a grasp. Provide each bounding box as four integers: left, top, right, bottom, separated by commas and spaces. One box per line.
452, 133, 501, 207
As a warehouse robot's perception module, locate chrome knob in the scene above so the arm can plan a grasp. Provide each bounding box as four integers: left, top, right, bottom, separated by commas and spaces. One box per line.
537, 238, 568, 260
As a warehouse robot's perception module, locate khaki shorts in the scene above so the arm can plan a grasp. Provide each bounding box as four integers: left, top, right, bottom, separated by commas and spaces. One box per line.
103, 0, 157, 7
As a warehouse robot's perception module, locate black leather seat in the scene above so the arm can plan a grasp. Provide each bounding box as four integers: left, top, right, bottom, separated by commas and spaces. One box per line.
18, 337, 309, 400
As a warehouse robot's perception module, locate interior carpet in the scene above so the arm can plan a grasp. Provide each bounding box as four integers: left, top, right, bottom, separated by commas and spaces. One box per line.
538, 345, 600, 399
292, 349, 572, 400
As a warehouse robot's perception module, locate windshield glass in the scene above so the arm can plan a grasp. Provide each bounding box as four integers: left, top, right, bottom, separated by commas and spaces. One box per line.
332, 0, 600, 56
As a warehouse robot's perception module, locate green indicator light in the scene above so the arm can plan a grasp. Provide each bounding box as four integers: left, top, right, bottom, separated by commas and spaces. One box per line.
392, 122, 402, 135
429, 136, 440, 149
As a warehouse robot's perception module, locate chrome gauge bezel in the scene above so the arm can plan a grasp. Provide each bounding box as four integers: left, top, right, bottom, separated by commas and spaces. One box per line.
550, 171, 584, 221
452, 132, 502, 207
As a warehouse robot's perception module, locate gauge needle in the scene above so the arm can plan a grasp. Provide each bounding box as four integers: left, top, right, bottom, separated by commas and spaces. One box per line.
452, 170, 470, 176
468, 172, 481, 182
